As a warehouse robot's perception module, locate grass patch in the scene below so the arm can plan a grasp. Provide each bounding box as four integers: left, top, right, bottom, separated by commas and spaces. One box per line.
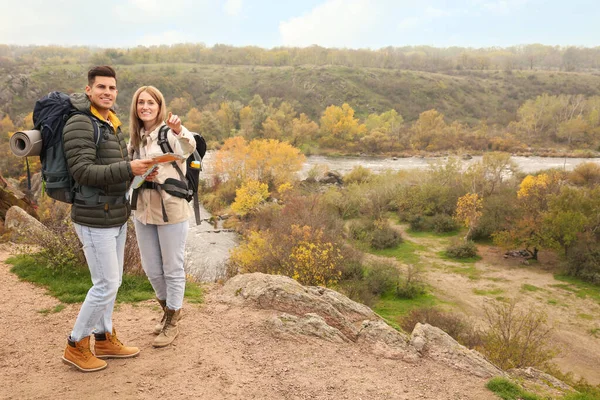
521, 283, 543, 292
367, 239, 425, 265
373, 292, 439, 328
38, 304, 66, 315
473, 287, 504, 296
444, 263, 482, 280
589, 328, 600, 338
485, 377, 540, 400
577, 313, 595, 320
405, 229, 460, 239
553, 275, 600, 305
7, 254, 203, 304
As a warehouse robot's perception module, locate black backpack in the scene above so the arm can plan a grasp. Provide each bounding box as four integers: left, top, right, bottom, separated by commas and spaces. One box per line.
32, 92, 101, 203
132, 125, 206, 225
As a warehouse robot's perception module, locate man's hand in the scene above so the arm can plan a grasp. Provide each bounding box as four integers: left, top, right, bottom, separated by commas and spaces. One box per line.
166, 112, 182, 135
130, 159, 157, 176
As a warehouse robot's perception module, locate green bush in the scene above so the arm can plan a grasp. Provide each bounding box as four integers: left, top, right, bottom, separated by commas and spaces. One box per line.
408, 215, 427, 231
565, 241, 600, 285
370, 221, 402, 249
445, 239, 478, 259
394, 264, 426, 299
430, 213, 458, 233
365, 261, 400, 295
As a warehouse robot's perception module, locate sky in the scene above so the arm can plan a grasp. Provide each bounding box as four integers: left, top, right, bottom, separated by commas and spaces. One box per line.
0, 0, 598, 49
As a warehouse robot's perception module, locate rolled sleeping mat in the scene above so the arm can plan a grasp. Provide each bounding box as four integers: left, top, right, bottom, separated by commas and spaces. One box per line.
10, 129, 42, 157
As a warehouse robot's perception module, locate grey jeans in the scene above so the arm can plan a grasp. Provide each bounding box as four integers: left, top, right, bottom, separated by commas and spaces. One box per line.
134, 219, 188, 310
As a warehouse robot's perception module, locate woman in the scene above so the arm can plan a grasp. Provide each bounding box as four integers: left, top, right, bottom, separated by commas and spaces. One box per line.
128, 86, 196, 347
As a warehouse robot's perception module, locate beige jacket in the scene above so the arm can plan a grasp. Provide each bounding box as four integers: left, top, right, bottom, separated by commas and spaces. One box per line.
129, 123, 196, 225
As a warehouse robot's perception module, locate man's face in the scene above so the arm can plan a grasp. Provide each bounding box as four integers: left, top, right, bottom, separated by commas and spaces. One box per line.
85, 76, 117, 112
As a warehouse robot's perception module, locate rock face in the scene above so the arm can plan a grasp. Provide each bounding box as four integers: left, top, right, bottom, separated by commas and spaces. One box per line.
0, 174, 38, 221
508, 367, 574, 398
410, 323, 504, 378
4, 206, 51, 244
219, 272, 503, 378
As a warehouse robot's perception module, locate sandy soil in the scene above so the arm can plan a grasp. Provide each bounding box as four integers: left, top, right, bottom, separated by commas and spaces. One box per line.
398, 227, 600, 385
0, 243, 496, 400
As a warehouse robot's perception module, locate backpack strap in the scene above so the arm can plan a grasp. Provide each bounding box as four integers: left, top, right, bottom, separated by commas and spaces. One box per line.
158, 125, 186, 181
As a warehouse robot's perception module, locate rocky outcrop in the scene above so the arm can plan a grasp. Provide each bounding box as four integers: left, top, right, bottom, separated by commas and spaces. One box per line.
0, 175, 38, 221
220, 272, 377, 341
410, 323, 504, 378
508, 367, 574, 398
219, 272, 503, 377
4, 206, 51, 244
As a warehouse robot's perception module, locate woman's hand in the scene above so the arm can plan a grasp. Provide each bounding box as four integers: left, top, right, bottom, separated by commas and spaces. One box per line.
166, 112, 182, 135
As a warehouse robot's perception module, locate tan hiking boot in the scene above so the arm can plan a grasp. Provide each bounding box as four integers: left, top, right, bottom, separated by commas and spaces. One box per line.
153, 308, 181, 348
62, 336, 107, 372
94, 328, 140, 359
154, 298, 167, 335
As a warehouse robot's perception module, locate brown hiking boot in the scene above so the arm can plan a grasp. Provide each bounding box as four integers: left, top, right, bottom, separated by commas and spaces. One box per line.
94, 328, 140, 359
154, 298, 167, 335
153, 308, 181, 348
62, 336, 107, 372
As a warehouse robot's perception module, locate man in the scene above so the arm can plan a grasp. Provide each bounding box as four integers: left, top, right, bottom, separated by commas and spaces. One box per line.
61, 66, 157, 372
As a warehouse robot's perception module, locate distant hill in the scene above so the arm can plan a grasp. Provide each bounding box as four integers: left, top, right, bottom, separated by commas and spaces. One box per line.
3, 63, 600, 127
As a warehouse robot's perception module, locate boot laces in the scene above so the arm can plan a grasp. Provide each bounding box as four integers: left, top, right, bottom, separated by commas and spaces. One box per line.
109, 333, 124, 347
77, 343, 94, 359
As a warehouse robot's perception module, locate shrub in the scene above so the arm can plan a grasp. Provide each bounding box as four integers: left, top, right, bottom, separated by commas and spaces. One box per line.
370, 220, 402, 249
230, 224, 344, 287
231, 180, 269, 216
445, 239, 478, 259
347, 219, 375, 241
479, 300, 557, 370
565, 240, 600, 284
365, 260, 400, 295
430, 213, 458, 233
344, 165, 373, 184
395, 264, 426, 299
408, 215, 427, 231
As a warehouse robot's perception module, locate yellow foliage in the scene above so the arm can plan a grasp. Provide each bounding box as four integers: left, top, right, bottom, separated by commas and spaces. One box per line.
230, 224, 343, 287
455, 193, 483, 228
214, 137, 305, 189
231, 180, 269, 216
287, 225, 343, 287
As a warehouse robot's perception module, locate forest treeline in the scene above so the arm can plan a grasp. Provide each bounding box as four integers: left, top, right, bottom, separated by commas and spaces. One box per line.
2, 43, 600, 72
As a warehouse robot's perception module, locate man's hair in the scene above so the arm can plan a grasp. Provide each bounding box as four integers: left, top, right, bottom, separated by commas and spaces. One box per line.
87, 65, 117, 86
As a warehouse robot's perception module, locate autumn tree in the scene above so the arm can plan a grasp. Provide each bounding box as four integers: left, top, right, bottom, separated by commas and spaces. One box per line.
213, 137, 305, 190
493, 172, 563, 260
455, 193, 483, 241
319, 103, 366, 151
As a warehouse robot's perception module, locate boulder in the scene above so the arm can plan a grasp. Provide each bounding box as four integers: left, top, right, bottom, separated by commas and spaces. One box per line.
220, 273, 377, 341
4, 206, 51, 245
0, 175, 38, 221
410, 323, 504, 378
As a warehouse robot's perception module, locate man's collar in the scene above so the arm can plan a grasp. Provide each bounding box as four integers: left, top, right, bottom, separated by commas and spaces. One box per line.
90, 106, 122, 132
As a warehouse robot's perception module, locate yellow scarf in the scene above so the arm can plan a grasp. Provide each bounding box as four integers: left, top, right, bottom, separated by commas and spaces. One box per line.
90, 106, 122, 133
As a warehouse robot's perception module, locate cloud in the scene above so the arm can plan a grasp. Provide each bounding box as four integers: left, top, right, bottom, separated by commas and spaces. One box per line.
223, 0, 243, 16
279, 0, 377, 48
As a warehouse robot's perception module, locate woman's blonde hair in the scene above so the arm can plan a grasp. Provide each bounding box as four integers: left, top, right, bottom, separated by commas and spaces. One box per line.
129, 85, 167, 150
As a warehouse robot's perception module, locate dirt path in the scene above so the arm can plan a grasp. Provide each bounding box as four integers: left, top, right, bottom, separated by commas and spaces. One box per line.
0, 243, 496, 400
398, 228, 600, 385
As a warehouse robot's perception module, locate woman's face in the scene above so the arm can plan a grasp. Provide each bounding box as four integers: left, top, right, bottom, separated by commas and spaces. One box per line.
136, 91, 160, 127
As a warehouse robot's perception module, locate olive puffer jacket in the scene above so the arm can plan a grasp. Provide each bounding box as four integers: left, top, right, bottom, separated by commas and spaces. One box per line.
63, 93, 133, 227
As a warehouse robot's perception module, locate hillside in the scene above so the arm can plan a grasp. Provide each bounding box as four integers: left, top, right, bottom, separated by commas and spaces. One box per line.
0, 244, 498, 400
3, 63, 600, 128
